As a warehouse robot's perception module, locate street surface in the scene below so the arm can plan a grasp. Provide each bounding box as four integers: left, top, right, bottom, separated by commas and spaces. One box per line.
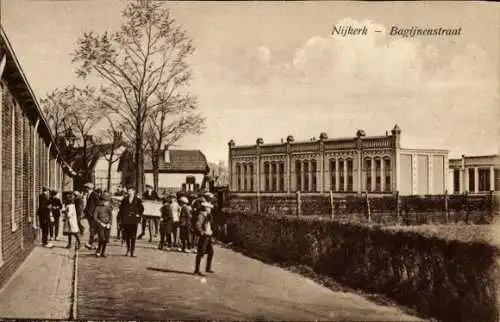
76, 236, 423, 321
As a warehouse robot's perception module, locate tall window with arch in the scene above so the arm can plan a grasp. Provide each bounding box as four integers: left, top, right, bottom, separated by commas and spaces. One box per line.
271, 162, 277, 192
311, 159, 317, 192
295, 160, 301, 192
279, 162, 285, 192
375, 157, 381, 192
243, 164, 247, 191
365, 158, 372, 192
303, 160, 309, 192
346, 158, 353, 191
264, 162, 270, 192
249, 163, 254, 192
384, 157, 391, 192
236, 163, 241, 191
338, 159, 344, 192
330, 159, 336, 191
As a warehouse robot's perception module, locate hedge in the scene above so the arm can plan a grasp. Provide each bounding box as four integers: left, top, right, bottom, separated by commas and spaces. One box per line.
217, 212, 500, 322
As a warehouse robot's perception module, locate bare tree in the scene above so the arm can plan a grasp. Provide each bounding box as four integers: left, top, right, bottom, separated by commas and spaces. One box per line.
100, 114, 124, 192
41, 88, 74, 144
146, 93, 205, 192
72, 0, 198, 194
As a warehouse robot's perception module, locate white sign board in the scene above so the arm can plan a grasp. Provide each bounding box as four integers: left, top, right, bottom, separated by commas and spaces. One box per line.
142, 200, 162, 217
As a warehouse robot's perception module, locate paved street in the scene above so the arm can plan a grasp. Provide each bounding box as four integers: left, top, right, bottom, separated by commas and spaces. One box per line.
77, 236, 423, 321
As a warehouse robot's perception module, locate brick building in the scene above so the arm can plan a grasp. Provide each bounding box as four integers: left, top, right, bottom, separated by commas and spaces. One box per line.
228, 125, 449, 196
0, 27, 73, 288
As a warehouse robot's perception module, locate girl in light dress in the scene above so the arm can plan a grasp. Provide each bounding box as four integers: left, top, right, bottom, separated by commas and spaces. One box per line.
63, 192, 81, 249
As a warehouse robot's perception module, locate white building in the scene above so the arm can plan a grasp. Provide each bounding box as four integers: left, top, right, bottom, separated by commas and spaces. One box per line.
449, 154, 500, 194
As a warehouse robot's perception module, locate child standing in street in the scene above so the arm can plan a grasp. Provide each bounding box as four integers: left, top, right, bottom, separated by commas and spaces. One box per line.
158, 197, 174, 250
63, 193, 81, 249
93, 192, 113, 258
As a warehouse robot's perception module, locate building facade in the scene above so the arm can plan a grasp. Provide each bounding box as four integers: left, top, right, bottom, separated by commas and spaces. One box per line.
0, 27, 73, 288
449, 154, 500, 194
228, 125, 449, 196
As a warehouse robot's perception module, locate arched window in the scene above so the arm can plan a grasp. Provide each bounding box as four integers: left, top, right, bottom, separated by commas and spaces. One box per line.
279, 162, 285, 192
374, 157, 381, 192
249, 163, 254, 192
346, 158, 353, 191
330, 159, 336, 191
243, 164, 247, 191
311, 159, 317, 192
271, 162, 277, 192
364, 158, 372, 192
338, 159, 344, 192
303, 160, 309, 192
236, 163, 241, 191
384, 157, 391, 192
295, 160, 301, 192
264, 162, 270, 192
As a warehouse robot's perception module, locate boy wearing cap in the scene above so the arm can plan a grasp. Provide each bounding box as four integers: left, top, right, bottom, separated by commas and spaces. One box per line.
50, 190, 63, 241
158, 196, 174, 250
93, 192, 113, 257
193, 202, 215, 276
179, 196, 192, 252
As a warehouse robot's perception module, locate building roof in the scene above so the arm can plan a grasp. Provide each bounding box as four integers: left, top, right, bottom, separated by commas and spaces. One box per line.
144, 149, 209, 173
0, 26, 74, 175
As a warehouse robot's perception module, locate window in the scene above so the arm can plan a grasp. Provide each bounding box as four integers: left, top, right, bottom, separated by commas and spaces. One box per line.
375, 158, 381, 192
384, 158, 391, 192
311, 160, 317, 192
295, 160, 301, 192
365, 158, 372, 192
271, 162, 277, 192
338, 159, 344, 192
478, 168, 490, 192
495, 169, 500, 191
243, 164, 247, 191
468, 168, 475, 192
303, 161, 309, 192
236, 163, 241, 191
264, 162, 270, 192
279, 162, 285, 192
249, 164, 254, 192
346, 159, 353, 191
330, 159, 336, 191
453, 169, 460, 193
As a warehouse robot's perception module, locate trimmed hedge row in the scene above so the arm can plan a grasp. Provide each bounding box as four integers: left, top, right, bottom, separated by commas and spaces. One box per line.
218, 212, 500, 322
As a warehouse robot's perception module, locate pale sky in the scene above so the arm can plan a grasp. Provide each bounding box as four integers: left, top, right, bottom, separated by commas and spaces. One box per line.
2, 1, 499, 163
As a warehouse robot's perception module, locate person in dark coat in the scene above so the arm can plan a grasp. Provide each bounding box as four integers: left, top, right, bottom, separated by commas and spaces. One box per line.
37, 187, 53, 248
158, 197, 174, 250
193, 202, 215, 276
84, 183, 100, 250
94, 192, 113, 257
49, 190, 63, 241
117, 185, 144, 257
179, 196, 192, 252
190, 194, 207, 253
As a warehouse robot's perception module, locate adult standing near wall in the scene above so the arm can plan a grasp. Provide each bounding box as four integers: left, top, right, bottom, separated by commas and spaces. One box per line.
37, 187, 53, 248
49, 190, 63, 241
84, 182, 100, 250
117, 185, 144, 257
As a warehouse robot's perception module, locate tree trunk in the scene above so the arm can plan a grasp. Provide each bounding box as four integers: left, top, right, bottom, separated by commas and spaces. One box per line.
135, 125, 144, 195
152, 152, 160, 193
106, 150, 114, 192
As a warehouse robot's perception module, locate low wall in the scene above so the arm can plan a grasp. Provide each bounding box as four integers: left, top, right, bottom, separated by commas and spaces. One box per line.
227, 193, 496, 224
219, 212, 499, 322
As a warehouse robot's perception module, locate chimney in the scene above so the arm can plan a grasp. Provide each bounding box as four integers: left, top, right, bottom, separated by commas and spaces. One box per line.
164, 145, 170, 163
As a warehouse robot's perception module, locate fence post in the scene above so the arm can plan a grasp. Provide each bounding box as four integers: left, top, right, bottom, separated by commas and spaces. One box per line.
330, 190, 335, 220
444, 190, 449, 223
366, 191, 371, 223
296, 191, 301, 217
464, 190, 469, 223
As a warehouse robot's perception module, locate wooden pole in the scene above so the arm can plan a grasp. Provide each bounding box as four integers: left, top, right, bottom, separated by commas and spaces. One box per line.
297, 191, 301, 217
330, 190, 334, 220
444, 190, 449, 223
